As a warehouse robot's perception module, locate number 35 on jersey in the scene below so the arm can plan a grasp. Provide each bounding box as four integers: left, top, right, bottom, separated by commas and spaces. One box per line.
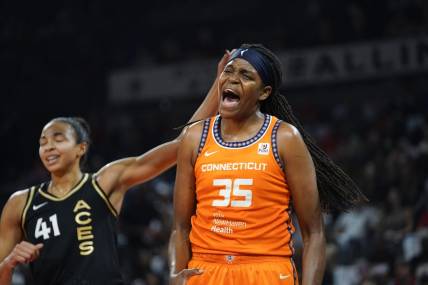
211, 178, 253, 207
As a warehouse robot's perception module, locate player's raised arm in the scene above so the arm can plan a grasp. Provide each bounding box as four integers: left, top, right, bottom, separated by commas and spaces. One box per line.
94, 51, 232, 212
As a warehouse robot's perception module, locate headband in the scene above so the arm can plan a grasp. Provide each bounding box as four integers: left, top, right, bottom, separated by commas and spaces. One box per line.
228, 48, 274, 88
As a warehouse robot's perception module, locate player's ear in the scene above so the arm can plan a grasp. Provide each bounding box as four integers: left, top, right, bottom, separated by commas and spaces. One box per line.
259, 86, 272, 101
77, 142, 87, 158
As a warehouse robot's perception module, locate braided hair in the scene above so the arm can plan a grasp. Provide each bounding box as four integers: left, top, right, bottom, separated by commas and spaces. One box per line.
240, 43, 367, 212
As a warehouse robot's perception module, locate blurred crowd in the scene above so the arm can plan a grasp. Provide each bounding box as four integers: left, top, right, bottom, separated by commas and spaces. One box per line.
1, 0, 428, 110
301, 78, 428, 285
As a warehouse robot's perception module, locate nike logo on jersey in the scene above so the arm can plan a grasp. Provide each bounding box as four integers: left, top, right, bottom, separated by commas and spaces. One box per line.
204, 150, 218, 157
279, 274, 290, 280
33, 202, 48, 211
240, 49, 248, 56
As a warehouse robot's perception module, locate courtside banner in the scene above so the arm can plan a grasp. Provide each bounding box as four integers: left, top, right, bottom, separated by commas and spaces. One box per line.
280, 36, 428, 86
109, 36, 428, 101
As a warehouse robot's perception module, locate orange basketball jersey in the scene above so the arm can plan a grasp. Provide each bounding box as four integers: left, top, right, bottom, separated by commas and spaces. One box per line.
190, 114, 295, 257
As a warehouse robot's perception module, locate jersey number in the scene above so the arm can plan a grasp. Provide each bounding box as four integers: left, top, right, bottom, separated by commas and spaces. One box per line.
211, 178, 253, 207
35, 214, 61, 240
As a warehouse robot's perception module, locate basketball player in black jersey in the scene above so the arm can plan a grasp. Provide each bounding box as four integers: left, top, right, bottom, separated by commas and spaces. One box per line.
0, 52, 232, 285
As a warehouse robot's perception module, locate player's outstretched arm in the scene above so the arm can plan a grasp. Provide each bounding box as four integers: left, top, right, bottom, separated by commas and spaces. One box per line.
278, 123, 326, 285
0, 191, 43, 285
94, 51, 232, 209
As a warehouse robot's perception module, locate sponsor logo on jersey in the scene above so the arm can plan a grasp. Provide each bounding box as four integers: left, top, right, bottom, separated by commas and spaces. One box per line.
33, 202, 48, 211
204, 150, 218, 157
258, 143, 270, 155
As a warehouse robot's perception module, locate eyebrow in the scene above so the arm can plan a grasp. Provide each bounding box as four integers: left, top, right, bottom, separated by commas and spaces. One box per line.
226, 64, 256, 75
240, 68, 254, 74
40, 131, 65, 139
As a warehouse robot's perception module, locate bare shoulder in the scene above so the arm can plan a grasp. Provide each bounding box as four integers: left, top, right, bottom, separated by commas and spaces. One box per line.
276, 121, 303, 142
182, 120, 206, 145
180, 120, 207, 165
8, 189, 29, 206
1, 189, 30, 221
275, 121, 310, 161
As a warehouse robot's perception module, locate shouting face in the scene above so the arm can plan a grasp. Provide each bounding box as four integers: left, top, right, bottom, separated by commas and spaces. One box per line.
218, 58, 272, 120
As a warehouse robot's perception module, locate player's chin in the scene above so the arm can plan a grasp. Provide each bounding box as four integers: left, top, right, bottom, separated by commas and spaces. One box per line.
42, 161, 63, 173
218, 106, 239, 119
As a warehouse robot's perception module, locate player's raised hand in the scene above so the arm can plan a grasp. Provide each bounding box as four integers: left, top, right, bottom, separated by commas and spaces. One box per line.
216, 49, 235, 78
4, 241, 43, 269
170, 268, 203, 285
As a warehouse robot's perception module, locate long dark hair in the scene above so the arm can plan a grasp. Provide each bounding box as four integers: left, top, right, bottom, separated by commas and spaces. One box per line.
241, 43, 367, 212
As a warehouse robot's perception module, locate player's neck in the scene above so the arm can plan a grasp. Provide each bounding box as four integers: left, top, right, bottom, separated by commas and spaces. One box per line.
49, 168, 84, 196
221, 111, 264, 142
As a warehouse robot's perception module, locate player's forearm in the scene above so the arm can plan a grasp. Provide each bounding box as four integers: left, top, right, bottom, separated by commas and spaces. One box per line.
137, 140, 178, 175
0, 259, 14, 285
151, 68, 219, 174
301, 231, 326, 285
171, 227, 191, 275
118, 139, 179, 189
188, 78, 219, 123
168, 230, 177, 272
188, 50, 232, 123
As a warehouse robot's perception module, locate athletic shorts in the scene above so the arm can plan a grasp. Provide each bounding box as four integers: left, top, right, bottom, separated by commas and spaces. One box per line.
186, 253, 298, 285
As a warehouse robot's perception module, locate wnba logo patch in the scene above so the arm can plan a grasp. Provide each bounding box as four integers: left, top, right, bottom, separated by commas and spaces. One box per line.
258, 143, 270, 155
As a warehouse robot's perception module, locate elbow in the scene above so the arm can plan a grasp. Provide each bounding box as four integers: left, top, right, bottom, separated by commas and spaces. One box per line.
176, 126, 190, 144
301, 224, 326, 247
301, 229, 326, 259
175, 223, 191, 237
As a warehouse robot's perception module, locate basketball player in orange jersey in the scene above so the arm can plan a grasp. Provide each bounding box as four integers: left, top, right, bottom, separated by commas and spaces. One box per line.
0, 52, 231, 285
170, 44, 366, 285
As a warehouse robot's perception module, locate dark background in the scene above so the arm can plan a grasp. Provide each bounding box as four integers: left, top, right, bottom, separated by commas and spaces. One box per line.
1, 1, 427, 284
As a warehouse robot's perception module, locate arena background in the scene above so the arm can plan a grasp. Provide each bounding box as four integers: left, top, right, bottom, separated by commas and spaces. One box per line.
1, 1, 427, 284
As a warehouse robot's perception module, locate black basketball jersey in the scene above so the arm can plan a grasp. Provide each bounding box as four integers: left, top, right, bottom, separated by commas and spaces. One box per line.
21, 173, 124, 285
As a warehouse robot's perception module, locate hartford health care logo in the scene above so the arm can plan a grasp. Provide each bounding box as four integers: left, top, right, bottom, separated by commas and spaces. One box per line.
258, 143, 270, 155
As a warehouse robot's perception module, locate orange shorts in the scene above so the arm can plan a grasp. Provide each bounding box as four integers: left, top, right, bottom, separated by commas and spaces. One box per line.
186, 253, 298, 285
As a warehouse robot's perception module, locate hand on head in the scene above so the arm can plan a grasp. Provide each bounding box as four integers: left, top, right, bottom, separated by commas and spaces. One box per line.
217, 49, 236, 78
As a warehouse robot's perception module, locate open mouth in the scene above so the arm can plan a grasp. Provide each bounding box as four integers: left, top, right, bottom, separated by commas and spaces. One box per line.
46, 155, 60, 165
222, 89, 240, 103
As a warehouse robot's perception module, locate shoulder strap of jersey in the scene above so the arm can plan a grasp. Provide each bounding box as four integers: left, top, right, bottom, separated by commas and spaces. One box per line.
21, 186, 36, 238
271, 117, 285, 170
197, 117, 213, 156
91, 174, 118, 218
